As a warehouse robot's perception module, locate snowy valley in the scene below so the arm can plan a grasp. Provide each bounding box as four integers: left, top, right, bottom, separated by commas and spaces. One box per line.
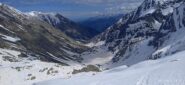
1, 0, 185, 85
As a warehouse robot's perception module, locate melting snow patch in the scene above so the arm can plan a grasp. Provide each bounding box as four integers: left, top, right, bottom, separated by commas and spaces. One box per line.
0, 34, 21, 42
162, 6, 174, 15
85, 41, 105, 47
140, 8, 156, 17
0, 24, 14, 33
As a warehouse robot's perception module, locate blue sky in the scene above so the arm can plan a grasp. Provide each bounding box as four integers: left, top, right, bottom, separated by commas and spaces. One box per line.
0, 0, 143, 20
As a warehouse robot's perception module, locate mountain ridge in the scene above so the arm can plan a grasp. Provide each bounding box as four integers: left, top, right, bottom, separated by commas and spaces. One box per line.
25, 11, 99, 42
0, 3, 88, 65
82, 0, 185, 68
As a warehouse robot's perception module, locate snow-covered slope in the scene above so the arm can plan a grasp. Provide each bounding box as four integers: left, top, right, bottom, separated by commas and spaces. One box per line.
0, 48, 85, 85
35, 50, 185, 85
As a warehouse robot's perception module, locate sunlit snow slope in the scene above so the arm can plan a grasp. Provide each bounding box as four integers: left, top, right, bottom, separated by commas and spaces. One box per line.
35, 50, 185, 85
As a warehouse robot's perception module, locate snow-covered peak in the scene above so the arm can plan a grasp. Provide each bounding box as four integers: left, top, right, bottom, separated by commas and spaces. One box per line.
25, 11, 57, 17
25, 11, 64, 22
135, 0, 183, 18
24, 11, 66, 27
26, 11, 42, 16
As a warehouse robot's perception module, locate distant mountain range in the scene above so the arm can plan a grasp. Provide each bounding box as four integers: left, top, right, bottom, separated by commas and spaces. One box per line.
78, 14, 124, 33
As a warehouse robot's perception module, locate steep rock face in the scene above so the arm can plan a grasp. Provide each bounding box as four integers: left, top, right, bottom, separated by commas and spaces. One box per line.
150, 1, 185, 59
98, 0, 182, 42
85, 0, 184, 67
27, 12, 98, 42
0, 4, 87, 65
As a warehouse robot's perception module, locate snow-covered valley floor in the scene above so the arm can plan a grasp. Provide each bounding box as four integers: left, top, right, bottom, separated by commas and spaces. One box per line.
1, 47, 185, 85
35, 50, 185, 85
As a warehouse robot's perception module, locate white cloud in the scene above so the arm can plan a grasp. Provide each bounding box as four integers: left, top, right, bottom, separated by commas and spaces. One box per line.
3, 0, 144, 19
61, 0, 144, 19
